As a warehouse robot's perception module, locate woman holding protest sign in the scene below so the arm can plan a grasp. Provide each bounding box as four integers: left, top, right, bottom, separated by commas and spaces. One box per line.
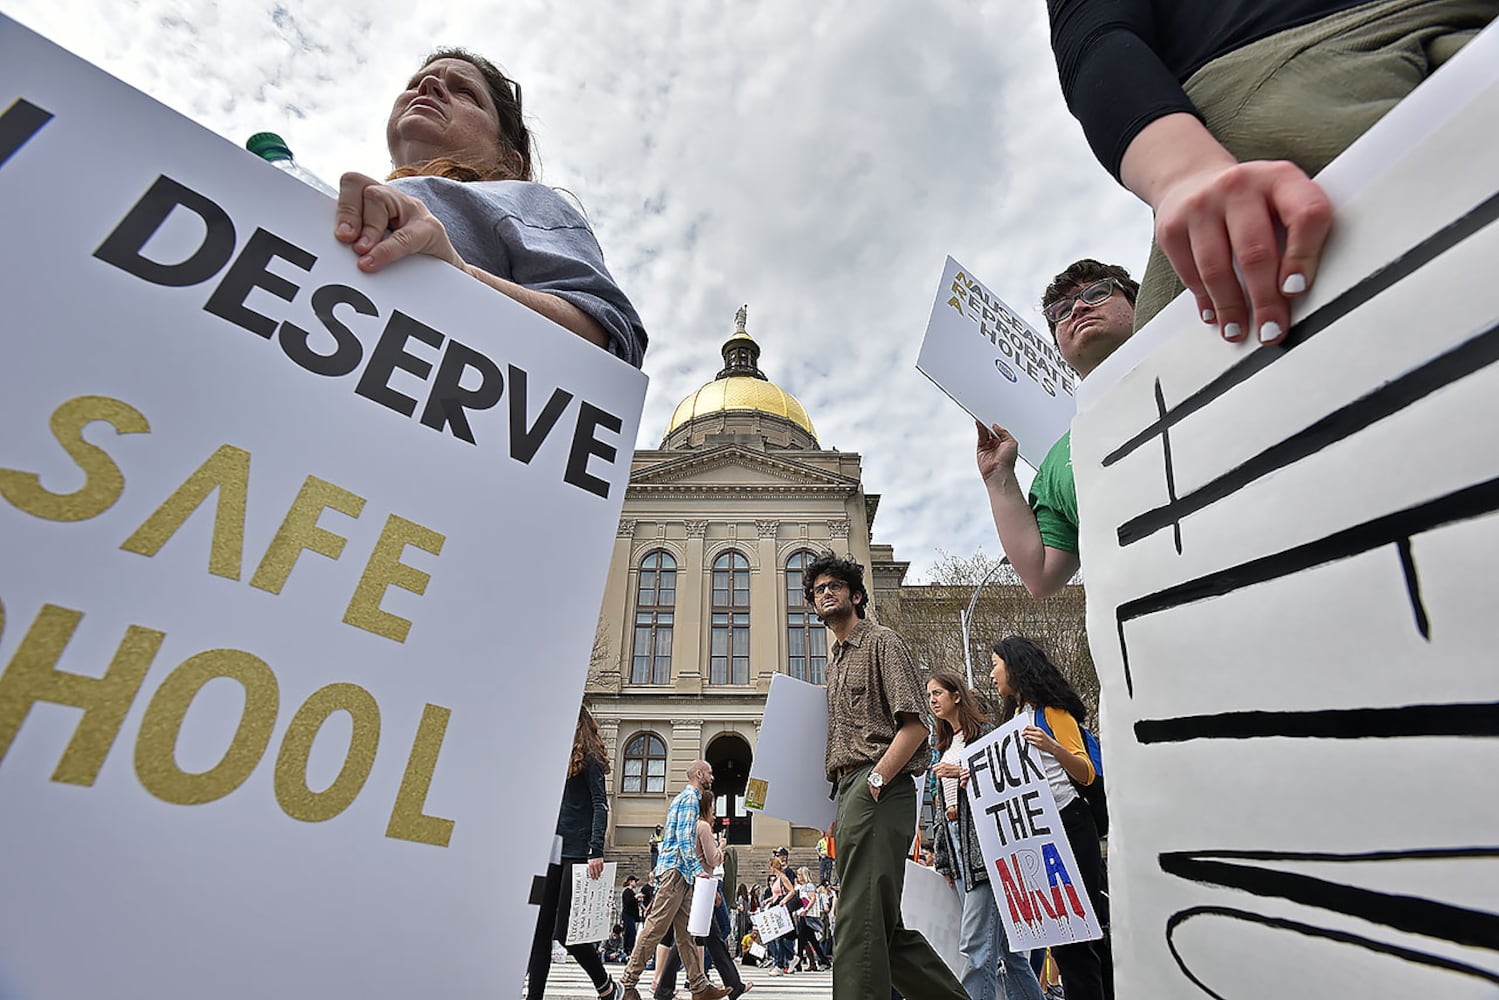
525, 706, 623, 1000
990, 638, 1112, 1000
928, 668, 1045, 1000
764, 855, 800, 975
334, 47, 647, 367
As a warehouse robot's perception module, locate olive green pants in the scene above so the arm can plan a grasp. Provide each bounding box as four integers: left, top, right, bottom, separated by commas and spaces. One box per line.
832, 764, 967, 1000
1135, 0, 1496, 328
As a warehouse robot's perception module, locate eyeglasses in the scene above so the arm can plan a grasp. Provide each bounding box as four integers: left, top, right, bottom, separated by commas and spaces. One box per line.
1042, 278, 1121, 325
811, 580, 847, 596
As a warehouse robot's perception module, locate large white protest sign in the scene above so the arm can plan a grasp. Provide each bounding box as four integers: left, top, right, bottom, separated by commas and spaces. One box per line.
963, 715, 1103, 951
901, 858, 968, 981
1073, 21, 1499, 998
0, 17, 646, 1000
566, 861, 618, 946
744, 673, 834, 830
917, 256, 1076, 468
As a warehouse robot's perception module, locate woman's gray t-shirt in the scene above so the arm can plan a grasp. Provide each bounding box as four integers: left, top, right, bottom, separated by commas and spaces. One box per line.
390, 176, 647, 368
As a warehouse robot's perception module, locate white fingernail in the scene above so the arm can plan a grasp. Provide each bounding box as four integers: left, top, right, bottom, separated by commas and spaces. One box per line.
1281, 273, 1307, 295
1201, 308, 1215, 323
1258, 321, 1283, 344
1222, 323, 1242, 341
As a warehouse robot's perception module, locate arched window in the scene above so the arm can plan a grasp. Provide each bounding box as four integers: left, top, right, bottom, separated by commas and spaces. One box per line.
621, 732, 668, 793
631, 551, 675, 685
710, 551, 750, 685
786, 550, 828, 685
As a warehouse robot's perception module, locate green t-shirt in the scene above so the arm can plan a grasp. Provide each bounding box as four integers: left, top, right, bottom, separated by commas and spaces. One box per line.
1027, 431, 1078, 554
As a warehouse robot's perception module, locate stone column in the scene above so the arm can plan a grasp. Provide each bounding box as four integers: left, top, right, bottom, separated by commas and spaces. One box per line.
752, 519, 781, 693
597, 521, 636, 692
669, 718, 705, 791
596, 715, 621, 846
674, 521, 709, 695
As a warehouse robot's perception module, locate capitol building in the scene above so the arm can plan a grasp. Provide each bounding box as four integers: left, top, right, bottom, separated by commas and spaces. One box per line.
585, 307, 919, 852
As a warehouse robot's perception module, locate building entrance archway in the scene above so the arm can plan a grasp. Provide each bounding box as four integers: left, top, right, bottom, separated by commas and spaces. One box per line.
706, 732, 753, 845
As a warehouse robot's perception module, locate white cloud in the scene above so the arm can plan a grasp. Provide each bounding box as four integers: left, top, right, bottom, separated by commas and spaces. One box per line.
3, 0, 1153, 580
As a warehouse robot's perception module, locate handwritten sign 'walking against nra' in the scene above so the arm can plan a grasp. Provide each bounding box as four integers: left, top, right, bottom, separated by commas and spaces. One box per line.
916, 256, 1076, 468
0, 16, 645, 1000
964, 715, 1103, 950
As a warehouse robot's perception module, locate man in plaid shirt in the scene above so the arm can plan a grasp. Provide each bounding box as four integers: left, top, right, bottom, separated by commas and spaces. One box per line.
621, 760, 729, 1000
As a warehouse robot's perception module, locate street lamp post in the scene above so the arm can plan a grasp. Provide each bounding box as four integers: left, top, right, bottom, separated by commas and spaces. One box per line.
959, 558, 1010, 688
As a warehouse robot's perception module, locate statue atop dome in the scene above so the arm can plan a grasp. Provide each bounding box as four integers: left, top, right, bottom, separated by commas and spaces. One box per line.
735, 304, 748, 336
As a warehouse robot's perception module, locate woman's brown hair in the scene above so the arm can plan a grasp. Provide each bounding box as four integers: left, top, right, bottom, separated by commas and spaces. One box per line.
928, 668, 990, 754
388, 46, 535, 183
569, 706, 611, 778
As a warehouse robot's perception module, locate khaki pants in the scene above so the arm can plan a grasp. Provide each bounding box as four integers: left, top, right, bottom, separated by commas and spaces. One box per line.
1135, 0, 1496, 328
621, 869, 710, 992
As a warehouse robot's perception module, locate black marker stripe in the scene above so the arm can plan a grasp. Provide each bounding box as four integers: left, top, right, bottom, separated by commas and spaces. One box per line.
1115, 475, 1499, 694
1134, 702, 1499, 744
1166, 906, 1499, 999
1103, 188, 1499, 469
1398, 536, 1431, 638
1117, 318, 1499, 546
1159, 853, 1499, 952
1161, 847, 1499, 863
1154, 378, 1183, 554
0, 98, 54, 169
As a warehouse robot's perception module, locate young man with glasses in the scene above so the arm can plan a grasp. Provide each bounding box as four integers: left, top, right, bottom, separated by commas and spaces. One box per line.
802, 553, 968, 1000
975, 259, 1139, 598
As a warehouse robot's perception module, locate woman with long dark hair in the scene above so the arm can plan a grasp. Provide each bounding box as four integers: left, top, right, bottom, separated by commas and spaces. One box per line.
525, 706, 622, 1000
990, 637, 1112, 1000
928, 668, 1044, 1000
335, 48, 647, 367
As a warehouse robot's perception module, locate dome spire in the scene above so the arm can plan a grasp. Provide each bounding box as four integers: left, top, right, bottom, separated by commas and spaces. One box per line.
717, 303, 767, 381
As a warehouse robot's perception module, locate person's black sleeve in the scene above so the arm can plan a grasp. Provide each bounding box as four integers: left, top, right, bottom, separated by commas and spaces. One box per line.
1047, 0, 1202, 183
587, 759, 609, 858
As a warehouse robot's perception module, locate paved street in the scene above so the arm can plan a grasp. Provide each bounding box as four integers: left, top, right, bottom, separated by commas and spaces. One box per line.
529, 960, 833, 999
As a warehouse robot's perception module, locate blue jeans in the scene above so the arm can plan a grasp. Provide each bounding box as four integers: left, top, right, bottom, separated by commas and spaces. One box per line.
948, 821, 1044, 1000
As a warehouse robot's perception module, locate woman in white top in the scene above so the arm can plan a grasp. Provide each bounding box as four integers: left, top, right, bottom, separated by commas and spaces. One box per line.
991, 637, 1111, 1000
928, 669, 1045, 1000
791, 868, 829, 972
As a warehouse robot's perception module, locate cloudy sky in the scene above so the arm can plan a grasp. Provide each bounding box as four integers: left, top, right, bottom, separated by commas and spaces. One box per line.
4, 0, 1152, 580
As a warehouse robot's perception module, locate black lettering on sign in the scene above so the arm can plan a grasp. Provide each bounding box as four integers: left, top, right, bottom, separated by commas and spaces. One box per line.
93, 176, 236, 287
508, 366, 573, 464
279, 284, 377, 377
564, 402, 622, 499
0, 98, 53, 169
420, 340, 503, 444
355, 310, 443, 418
203, 227, 316, 338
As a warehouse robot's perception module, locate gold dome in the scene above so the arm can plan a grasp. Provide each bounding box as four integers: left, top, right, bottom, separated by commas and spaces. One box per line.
666, 376, 816, 436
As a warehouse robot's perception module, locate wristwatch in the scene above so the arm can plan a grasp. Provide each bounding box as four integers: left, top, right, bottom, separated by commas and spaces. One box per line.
867, 769, 884, 790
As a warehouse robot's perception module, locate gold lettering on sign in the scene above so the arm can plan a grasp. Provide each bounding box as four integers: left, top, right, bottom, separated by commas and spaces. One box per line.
120, 444, 250, 579
0, 603, 162, 785
274, 682, 381, 823
343, 515, 445, 643
0, 395, 149, 521
134, 649, 279, 805
249, 476, 366, 595
385, 704, 455, 847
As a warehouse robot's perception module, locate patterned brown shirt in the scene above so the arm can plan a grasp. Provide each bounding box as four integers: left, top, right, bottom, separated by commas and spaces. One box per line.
824, 618, 931, 782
